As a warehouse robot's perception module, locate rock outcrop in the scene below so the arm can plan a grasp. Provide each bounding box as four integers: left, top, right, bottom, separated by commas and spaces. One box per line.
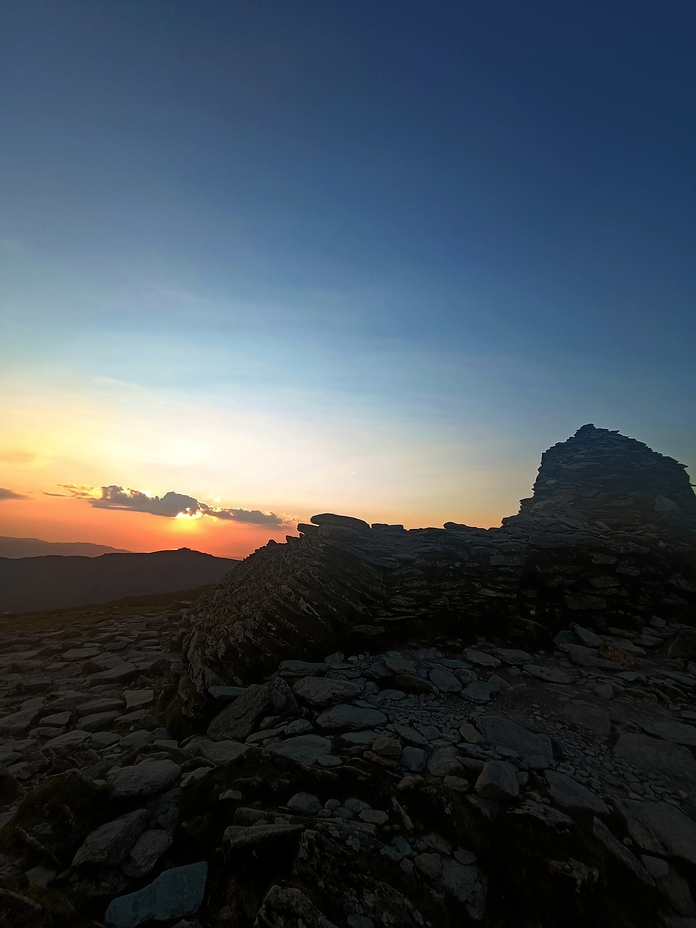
1, 425, 695, 928
184, 426, 696, 687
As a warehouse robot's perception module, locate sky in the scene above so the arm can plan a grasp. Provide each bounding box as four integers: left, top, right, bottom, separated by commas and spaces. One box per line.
1, 0, 695, 558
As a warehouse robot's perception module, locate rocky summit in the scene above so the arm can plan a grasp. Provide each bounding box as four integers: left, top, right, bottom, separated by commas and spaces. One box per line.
0, 426, 695, 928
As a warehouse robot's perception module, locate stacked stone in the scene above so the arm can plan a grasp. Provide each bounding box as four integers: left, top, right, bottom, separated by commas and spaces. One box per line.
510, 424, 696, 536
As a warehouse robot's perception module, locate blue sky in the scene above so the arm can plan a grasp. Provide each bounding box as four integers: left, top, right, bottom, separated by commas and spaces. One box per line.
1, 0, 695, 554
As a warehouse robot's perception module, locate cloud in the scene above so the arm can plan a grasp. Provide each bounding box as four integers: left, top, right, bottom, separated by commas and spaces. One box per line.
0, 487, 29, 500
70, 484, 288, 525
207, 507, 285, 525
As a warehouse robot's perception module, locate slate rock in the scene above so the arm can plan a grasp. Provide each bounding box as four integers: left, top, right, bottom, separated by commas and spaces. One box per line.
104, 861, 207, 928
293, 676, 362, 707
427, 747, 462, 777
81, 711, 121, 732
111, 760, 181, 798
561, 701, 611, 738
462, 682, 500, 703
570, 624, 604, 647
523, 664, 574, 684
545, 770, 608, 815
477, 715, 553, 769
72, 809, 149, 867
475, 761, 519, 801
208, 678, 298, 742
0, 700, 44, 734
208, 685, 246, 702
615, 800, 696, 866
197, 740, 248, 765
614, 733, 696, 789
401, 746, 427, 773
316, 704, 387, 730
640, 719, 696, 747
45, 729, 91, 750
255, 884, 338, 928
429, 667, 462, 693
224, 823, 304, 851
464, 649, 501, 668
287, 792, 322, 815
494, 648, 532, 665
592, 817, 654, 886
439, 858, 487, 920
268, 735, 333, 765
121, 829, 173, 878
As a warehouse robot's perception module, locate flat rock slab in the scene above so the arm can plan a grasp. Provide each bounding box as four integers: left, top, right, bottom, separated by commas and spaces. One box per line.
427, 746, 463, 777
0, 703, 44, 735
124, 690, 154, 711
523, 664, 574, 684
316, 704, 387, 730
77, 698, 125, 716
104, 861, 207, 928
614, 733, 696, 789
475, 761, 519, 801
224, 823, 303, 851
561, 701, 611, 738
477, 715, 553, 769
429, 667, 462, 693
267, 735, 333, 765
639, 719, 696, 747
615, 800, 696, 866
545, 770, 608, 815
72, 809, 148, 867
197, 740, 248, 765
494, 649, 533, 665
462, 683, 500, 703
81, 711, 121, 732
279, 661, 328, 677
464, 649, 501, 668
111, 760, 181, 798
45, 730, 91, 750
208, 685, 246, 702
293, 677, 363, 708
89, 662, 138, 684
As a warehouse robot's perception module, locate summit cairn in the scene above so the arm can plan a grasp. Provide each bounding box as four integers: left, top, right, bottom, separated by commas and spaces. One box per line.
505, 424, 696, 536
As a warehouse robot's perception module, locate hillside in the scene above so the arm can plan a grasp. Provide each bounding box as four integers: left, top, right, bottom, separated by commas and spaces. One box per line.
0, 547, 238, 613
0, 536, 130, 558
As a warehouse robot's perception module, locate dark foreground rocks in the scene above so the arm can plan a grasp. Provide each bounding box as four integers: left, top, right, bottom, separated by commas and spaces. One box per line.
0, 425, 695, 928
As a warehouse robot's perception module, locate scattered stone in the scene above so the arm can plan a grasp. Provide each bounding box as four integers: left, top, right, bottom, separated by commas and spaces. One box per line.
104, 861, 208, 928
315, 705, 387, 731
462, 682, 500, 703
208, 678, 298, 742
464, 649, 501, 668
125, 689, 154, 711
592, 817, 654, 886
475, 761, 518, 801
267, 735, 333, 765
197, 739, 248, 765
615, 800, 696, 866
287, 792, 322, 815
111, 760, 181, 798
640, 719, 696, 747
523, 664, 574, 684
293, 676, 362, 707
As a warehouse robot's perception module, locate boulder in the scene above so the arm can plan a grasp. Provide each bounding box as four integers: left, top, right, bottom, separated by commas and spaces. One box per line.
475, 761, 519, 801
208, 678, 298, 741
267, 735, 333, 765
614, 733, 696, 790
121, 830, 173, 878
72, 809, 149, 867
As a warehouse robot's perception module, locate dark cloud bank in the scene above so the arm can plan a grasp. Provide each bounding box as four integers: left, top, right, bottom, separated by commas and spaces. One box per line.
83, 486, 286, 526
0, 487, 28, 501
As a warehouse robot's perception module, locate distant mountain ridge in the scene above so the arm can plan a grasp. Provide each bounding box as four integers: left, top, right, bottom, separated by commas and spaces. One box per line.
0, 536, 130, 558
0, 548, 238, 613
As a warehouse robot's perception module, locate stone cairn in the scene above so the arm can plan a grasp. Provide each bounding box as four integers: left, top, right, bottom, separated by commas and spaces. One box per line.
506, 424, 696, 536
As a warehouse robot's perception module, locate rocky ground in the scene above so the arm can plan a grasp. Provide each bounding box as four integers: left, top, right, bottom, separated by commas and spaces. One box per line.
2, 425, 696, 928
2, 603, 696, 927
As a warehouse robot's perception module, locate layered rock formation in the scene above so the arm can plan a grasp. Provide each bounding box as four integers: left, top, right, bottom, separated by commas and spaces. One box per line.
185, 426, 696, 688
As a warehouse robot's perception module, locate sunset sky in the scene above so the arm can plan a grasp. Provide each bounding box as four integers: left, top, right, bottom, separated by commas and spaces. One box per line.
1, 1, 695, 559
